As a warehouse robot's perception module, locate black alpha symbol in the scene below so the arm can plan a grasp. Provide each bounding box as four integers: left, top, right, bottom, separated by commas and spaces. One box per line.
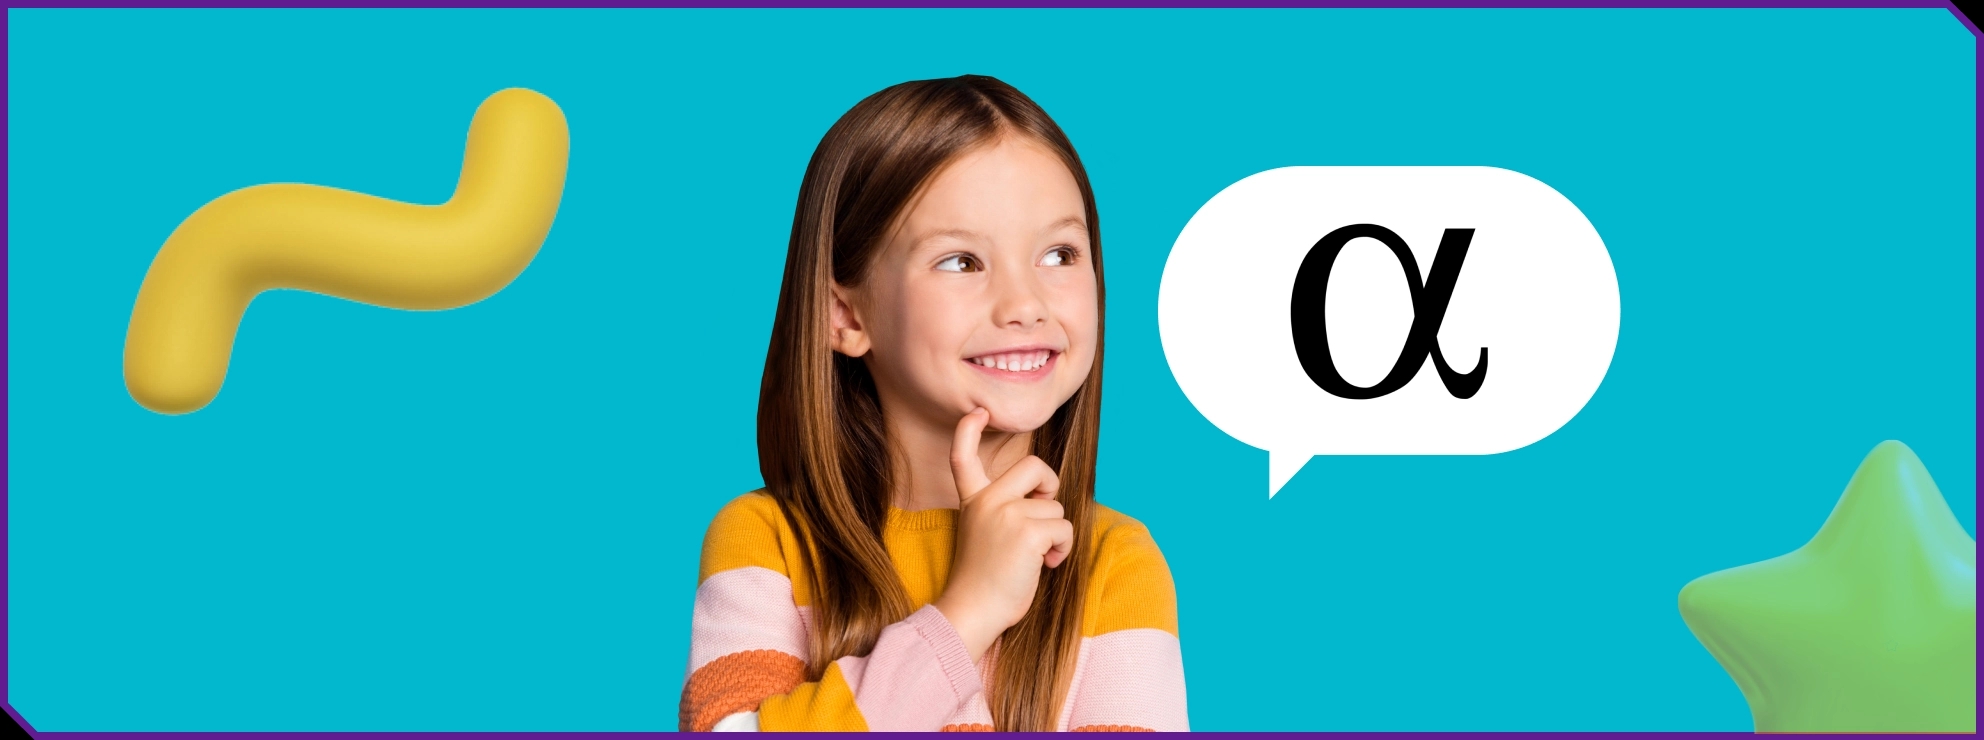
1289, 224, 1487, 399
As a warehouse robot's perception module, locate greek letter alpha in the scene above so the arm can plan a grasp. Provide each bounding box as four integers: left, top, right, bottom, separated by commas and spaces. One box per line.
1289, 224, 1487, 399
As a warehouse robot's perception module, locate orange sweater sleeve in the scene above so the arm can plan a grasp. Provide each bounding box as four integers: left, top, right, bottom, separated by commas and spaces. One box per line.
679, 493, 985, 732
1061, 506, 1189, 732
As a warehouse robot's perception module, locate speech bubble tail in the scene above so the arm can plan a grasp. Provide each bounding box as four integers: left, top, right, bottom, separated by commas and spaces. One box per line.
1268, 451, 1312, 499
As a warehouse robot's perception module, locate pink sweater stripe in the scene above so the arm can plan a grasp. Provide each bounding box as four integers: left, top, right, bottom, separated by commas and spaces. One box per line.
686, 566, 811, 675
835, 604, 985, 731
1062, 628, 1189, 731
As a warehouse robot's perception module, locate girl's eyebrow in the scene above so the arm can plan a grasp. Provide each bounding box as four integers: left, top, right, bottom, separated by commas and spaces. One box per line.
1042, 215, 1088, 235
912, 228, 987, 249
909, 217, 1087, 253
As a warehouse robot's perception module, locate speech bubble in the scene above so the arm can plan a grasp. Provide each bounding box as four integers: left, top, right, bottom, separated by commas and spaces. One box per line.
1158, 166, 1620, 497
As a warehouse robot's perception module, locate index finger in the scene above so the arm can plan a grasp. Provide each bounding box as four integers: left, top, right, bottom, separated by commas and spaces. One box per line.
949, 407, 993, 498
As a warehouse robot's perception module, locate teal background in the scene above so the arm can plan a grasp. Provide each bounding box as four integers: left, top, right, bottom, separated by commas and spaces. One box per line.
5, 7, 1975, 732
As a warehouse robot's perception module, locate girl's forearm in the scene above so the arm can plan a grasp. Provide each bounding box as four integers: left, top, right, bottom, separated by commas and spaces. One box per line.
683, 565, 982, 732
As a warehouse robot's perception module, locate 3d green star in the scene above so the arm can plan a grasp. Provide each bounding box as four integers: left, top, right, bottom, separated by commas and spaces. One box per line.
1679, 440, 1975, 732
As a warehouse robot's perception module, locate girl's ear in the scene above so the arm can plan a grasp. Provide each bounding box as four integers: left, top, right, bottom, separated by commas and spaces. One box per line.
828, 282, 872, 358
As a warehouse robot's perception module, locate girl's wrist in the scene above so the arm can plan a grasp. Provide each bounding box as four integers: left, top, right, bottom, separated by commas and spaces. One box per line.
932, 595, 996, 663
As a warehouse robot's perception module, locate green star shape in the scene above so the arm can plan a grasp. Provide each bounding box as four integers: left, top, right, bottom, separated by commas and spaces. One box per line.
1679, 440, 1975, 732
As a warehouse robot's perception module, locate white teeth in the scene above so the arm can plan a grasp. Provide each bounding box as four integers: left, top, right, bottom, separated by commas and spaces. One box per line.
969, 350, 1054, 372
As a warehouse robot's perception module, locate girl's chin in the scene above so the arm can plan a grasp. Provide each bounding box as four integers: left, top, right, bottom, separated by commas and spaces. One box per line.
975, 404, 1059, 433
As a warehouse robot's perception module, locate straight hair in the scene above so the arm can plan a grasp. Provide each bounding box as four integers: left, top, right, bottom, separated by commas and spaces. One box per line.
755, 74, 1105, 732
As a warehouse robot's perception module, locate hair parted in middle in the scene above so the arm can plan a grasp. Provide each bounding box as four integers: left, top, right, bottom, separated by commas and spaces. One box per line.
755, 74, 1106, 732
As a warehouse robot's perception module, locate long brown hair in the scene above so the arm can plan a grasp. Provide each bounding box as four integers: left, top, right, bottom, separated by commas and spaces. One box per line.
755, 74, 1104, 731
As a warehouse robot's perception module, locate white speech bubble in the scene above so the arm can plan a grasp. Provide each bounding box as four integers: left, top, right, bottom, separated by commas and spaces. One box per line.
1157, 166, 1620, 497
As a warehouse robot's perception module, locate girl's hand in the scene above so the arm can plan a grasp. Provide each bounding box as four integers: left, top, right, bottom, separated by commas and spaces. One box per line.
932, 407, 1075, 663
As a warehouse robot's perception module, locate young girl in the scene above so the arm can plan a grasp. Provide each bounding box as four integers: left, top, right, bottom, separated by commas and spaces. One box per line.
678, 75, 1186, 732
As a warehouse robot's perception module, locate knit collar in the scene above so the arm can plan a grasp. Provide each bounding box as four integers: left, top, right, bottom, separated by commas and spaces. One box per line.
886, 506, 959, 532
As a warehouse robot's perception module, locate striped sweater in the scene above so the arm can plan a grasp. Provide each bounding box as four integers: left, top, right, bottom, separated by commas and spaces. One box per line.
679, 491, 1188, 732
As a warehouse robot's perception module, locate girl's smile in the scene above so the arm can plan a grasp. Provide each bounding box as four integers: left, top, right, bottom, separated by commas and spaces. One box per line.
726, 75, 1179, 734
964, 346, 1061, 381
830, 134, 1098, 435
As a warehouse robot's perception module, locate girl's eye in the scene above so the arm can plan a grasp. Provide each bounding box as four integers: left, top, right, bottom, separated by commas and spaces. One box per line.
935, 254, 982, 273
1040, 246, 1079, 267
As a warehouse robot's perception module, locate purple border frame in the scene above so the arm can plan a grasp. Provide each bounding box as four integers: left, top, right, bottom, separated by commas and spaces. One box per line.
0, 0, 1975, 8
2, 0, 1977, 737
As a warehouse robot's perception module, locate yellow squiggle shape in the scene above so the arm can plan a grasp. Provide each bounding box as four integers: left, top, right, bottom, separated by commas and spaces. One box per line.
123, 87, 570, 415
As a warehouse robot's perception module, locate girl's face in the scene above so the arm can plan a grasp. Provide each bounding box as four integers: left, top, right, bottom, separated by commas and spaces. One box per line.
832, 135, 1098, 435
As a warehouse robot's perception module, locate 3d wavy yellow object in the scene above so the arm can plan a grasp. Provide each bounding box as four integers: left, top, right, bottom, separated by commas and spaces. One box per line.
123, 88, 570, 414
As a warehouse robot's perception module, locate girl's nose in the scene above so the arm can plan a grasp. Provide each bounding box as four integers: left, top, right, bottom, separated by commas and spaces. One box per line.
989, 264, 1049, 329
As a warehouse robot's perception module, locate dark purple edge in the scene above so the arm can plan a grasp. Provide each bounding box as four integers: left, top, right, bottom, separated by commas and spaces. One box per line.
1, 0, 1976, 737
0, 0, 1974, 7
3, 2, 21, 734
